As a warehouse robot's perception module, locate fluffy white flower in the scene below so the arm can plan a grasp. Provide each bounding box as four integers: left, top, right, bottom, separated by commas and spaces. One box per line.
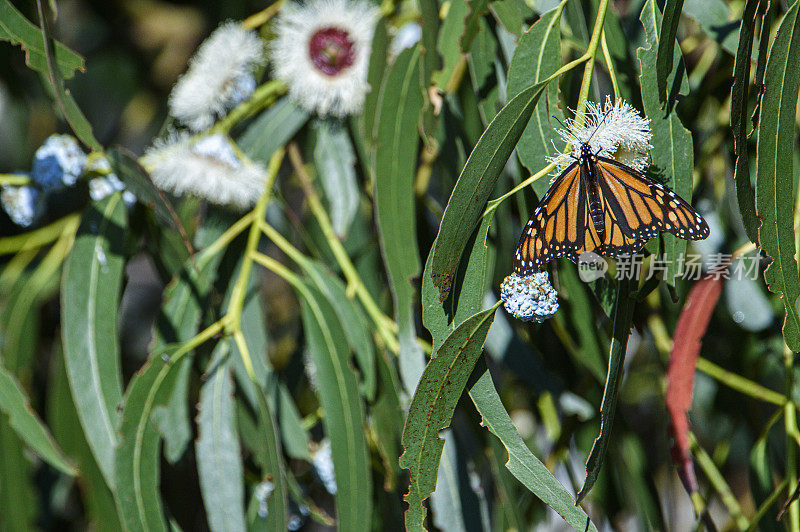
271, 0, 379, 117
145, 133, 267, 209
1, 185, 44, 227
550, 96, 652, 174
32, 134, 87, 191
500, 272, 559, 323
390, 21, 422, 57
311, 439, 337, 494
169, 22, 265, 131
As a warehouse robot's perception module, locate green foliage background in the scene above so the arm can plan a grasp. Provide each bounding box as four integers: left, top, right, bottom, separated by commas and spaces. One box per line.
0, 0, 799, 530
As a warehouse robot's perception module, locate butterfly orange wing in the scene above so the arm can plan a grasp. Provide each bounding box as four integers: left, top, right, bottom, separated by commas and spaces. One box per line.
595, 157, 710, 242
514, 162, 585, 275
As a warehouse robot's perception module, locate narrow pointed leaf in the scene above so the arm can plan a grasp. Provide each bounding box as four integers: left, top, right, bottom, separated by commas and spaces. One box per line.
754, 0, 800, 353
61, 194, 126, 489
638, 0, 694, 285
300, 283, 371, 531
196, 345, 247, 532
431, 80, 547, 301
0, 363, 75, 475
468, 368, 598, 532
373, 45, 426, 388
399, 306, 498, 531
312, 119, 360, 239
655, 0, 684, 105
507, 4, 564, 197
577, 279, 636, 502
730, 0, 764, 244
666, 273, 724, 496
115, 347, 196, 532
0, 0, 83, 78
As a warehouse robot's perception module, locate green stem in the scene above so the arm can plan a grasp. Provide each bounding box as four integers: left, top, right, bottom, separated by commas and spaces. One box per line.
600, 30, 621, 100
224, 148, 285, 378
689, 432, 750, 530
241, 0, 286, 29
286, 142, 401, 354
573, 0, 610, 127
696, 357, 787, 406
0, 213, 81, 256
197, 211, 256, 264
0, 173, 31, 186
212, 80, 287, 134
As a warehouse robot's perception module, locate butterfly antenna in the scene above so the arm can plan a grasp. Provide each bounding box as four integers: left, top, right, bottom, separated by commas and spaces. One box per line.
585, 103, 612, 145
552, 115, 576, 142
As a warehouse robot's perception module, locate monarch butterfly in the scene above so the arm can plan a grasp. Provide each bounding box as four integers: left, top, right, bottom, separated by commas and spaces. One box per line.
513, 142, 709, 276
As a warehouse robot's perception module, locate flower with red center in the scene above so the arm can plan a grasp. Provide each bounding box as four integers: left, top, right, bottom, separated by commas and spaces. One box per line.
271, 0, 378, 117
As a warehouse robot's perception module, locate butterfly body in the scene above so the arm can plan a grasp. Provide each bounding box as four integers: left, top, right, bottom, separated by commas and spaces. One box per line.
513, 141, 709, 276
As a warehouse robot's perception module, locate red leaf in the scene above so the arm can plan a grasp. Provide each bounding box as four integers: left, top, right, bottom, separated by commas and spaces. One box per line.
666, 271, 725, 495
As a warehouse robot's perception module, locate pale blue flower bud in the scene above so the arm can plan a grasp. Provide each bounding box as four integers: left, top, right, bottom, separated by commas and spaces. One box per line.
500, 272, 559, 323
31, 134, 86, 191
1, 184, 44, 227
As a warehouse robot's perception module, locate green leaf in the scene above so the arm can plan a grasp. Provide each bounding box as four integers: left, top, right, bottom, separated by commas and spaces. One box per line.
48, 348, 122, 531
358, 20, 388, 156
468, 19, 501, 124
300, 283, 371, 531
555, 265, 607, 381
0, 421, 37, 531
490, 0, 528, 36
422, 214, 494, 352
460, 0, 491, 53
419, 0, 442, 84
683, 0, 739, 55
115, 347, 195, 532
655, 0, 684, 105
371, 350, 403, 489
305, 262, 377, 400
399, 306, 498, 531
638, 0, 694, 286
577, 279, 636, 502
373, 45, 426, 388
431, 80, 547, 301
312, 119, 360, 239
730, 0, 764, 244
0, 363, 75, 475
151, 211, 231, 463
755, 0, 800, 353
507, 3, 565, 197
0, 0, 84, 79
108, 147, 187, 235
237, 97, 309, 165
196, 344, 247, 532
33, 0, 99, 150
749, 413, 783, 532
468, 368, 598, 532
249, 386, 289, 530
433, 0, 469, 88
61, 194, 127, 489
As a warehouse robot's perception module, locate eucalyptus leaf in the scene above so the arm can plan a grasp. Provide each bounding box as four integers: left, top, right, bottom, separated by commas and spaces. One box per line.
196, 344, 247, 532
431, 80, 547, 301
312, 119, 360, 239
507, 3, 564, 197
638, 0, 694, 286
754, 0, 800, 352
400, 306, 498, 531
300, 282, 371, 531
61, 195, 126, 489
